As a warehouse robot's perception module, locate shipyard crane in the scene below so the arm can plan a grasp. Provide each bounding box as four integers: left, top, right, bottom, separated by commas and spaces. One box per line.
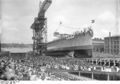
31, 0, 52, 55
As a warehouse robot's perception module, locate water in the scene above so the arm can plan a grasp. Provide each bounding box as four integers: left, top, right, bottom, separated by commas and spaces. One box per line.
1, 48, 32, 53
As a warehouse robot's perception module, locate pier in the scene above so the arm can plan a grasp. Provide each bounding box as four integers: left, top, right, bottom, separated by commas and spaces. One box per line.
47, 67, 120, 80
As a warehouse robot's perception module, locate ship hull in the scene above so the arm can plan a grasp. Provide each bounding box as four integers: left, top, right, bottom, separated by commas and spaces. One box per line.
46, 29, 93, 58
46, 49, 92, 58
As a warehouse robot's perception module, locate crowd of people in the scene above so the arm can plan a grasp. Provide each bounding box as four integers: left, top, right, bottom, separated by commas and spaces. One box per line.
0, 54, 50, 80
0, 52, 91, 81
1, 52, 119, 81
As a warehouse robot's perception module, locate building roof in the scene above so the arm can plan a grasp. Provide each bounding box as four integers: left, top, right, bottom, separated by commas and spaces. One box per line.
104, 35, 120, 39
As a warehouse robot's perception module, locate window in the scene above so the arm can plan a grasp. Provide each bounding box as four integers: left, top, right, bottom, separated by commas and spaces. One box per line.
114, 45, 116, 48
114, 41, 116, 45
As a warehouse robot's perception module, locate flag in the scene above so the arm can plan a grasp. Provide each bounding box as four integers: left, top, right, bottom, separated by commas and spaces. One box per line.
91, 20, 95, 23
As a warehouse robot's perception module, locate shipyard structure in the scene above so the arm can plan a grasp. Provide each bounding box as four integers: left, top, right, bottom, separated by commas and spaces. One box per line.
30, 0, 120, 58
31, 0, 94, 58
31, 0, 52, 55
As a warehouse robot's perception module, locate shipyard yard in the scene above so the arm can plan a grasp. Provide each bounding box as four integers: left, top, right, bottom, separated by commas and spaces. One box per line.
0, 0, 120, 82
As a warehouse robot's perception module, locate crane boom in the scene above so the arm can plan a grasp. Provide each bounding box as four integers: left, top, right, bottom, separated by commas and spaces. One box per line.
38, 0, 52, 17
31, 0, 52, 55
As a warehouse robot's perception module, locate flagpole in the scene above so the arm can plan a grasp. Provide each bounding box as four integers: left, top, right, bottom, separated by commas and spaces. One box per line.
90, 20, 95, 31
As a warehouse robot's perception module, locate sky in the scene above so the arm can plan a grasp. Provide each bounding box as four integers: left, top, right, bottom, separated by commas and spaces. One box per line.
1, 0, 120, 43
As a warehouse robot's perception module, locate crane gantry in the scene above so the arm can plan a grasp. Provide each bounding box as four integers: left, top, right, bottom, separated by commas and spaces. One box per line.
31, 0, 52, 55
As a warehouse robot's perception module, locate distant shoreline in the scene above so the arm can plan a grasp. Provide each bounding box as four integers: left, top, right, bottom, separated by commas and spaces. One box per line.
1, 43, 33, 48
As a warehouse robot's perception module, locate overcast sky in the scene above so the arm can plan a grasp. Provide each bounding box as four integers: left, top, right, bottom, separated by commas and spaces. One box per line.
1, 0, 120, 43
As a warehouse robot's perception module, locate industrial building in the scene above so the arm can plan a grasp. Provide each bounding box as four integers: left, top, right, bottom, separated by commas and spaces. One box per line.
104, 35, 120, 55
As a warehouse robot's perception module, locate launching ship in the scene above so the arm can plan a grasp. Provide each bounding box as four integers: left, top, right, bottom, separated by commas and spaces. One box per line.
46, 27, 93, 58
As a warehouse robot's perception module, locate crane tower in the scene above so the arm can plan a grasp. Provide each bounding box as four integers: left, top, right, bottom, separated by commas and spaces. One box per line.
31, 0, 52, 55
